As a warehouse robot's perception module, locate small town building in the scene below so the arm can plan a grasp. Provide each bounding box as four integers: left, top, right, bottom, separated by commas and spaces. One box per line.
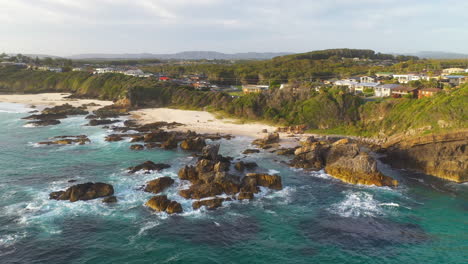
393, 74, 421, 84
374, 84, 402, 97
391, 86, 418, 98
352, 82, 380, 94
242, 85, 269, 94
418, 88, 442, 99
360, 76, 377, 83
334, 79, 359, 88
444, 75, 467, 86
442, 68, 465, 75
94, 67, 116, 74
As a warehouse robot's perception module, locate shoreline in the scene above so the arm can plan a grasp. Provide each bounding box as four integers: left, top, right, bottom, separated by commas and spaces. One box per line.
0, 93, 298, 141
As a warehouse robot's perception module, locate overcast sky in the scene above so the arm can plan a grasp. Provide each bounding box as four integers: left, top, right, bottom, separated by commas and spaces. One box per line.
0, 0, 467, 56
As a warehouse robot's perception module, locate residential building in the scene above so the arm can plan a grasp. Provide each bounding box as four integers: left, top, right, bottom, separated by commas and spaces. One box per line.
375, 72, 393, 78
242, 85, 269, 94
393, 74, 421, 84
334, 79, 359, 88
374, 84, 402, 97
391, 86, 418, 98
418, 88, 442, 99
442, 68, 465, 75
94, 67, 116, 74
444, 75, 467, 86
352, 82, 380, 94
360, 76, 377, 83
49, 67, 63, 73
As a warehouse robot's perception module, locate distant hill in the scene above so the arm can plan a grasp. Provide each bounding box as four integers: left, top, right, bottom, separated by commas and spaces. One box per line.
67, 51, 293, 60
407, 51, 468, 59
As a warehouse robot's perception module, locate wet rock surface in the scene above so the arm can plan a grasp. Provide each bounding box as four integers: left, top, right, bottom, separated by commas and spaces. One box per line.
128, 161, 171, 173
49, 182, 114, 202
146, 195, 182, 214
144, 177, 175, 194
38, 135, 90, 145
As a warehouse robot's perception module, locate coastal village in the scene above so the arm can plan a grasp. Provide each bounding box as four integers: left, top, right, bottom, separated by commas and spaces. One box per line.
1, 54, 467, 100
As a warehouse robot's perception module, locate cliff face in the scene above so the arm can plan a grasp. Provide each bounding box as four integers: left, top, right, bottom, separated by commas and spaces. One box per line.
381, 131, 468, 183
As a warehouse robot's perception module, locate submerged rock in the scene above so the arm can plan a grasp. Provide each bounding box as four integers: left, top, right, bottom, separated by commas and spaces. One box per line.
27, 119, 61, 126
144, 177, 175, 194
49, 182, 114, 202
38, 135, 90, 145
105, 134, 124, 142
130, 144, 144, 150
242, 149, 260, 154
102, 196, 117, 203
192, 197, 227, 210
127, 161, 171, 173
88, 119, 120, 126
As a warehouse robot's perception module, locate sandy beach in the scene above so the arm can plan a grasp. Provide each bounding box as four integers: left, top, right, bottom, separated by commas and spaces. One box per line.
0, 93, 284, 139
0, 93, 114, 111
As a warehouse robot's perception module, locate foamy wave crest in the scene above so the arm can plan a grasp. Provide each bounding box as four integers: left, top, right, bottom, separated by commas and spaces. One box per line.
22, 123, 37, 128
0, 232, 27, 247
329, 191, 398, 218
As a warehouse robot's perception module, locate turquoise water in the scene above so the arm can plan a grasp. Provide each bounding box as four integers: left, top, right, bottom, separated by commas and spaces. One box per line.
0, 102, 467, 264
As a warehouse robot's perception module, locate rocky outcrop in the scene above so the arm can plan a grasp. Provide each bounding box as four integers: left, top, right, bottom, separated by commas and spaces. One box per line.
276, 125, 308, 134
381, 131, 468, 183
88, 119, 120, 126
192, 197, 230, 210
291, 137, 398, 187
105, 134, 124, 142
252, 133, 280, 148
180, 137, 206, 152
27, 119, 61, 126
41, 103, 88, 116
102, 196, 117, 203
245, 173, 283, 190
49, 182, 114, 202
127, 161, 171, 173
161, 134, 178, 150
38, 135, 90, 145
144, 177, 175, 194
243, 149, 260, 154
234, 161, 258, 171
146, 195, 182, 214
325, 153, 398, 187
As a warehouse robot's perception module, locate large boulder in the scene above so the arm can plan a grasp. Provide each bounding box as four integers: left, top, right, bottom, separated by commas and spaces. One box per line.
245, 173, 283, 190
161, 134, 178, 150
128, 161, 171, 173
49, 182, 114, 202
143, 130, 169, 142
252, 133, 280, 148
27, 119, 61, 126
144, 177, 175, 194
201, 144, 220, 160
325, 153, 398, 187
180, 137, 207, 152
130, 144, 144, 150
178, 165, 199, 182
38, 135, 90, 145
146, 195, 183, 214
41, 103, 88, 116
291, 141, 329, 169
179, 183, 224, 199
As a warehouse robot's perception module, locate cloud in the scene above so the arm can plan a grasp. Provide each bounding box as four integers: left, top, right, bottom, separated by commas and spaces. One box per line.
0, 0, 466, 55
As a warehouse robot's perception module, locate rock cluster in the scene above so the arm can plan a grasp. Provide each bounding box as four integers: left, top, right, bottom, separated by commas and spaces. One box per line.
146, 195, 183, 214
49, 182, 114, 202
144, 177, 175, 194
177, 144, 282, 210
252, 133, 280, 149
291, 137, 398, 187
22, 103, 88, 126
276, 125, 308, 134
127, 161, 171, 174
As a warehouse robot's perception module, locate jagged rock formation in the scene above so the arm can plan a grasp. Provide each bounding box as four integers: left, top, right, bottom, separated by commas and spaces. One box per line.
291, 137, 398, 187
146, 195, 183, 214
127, 161, 171, 173
38, 135, 90, 145
381, 131, 468, 183
144, 177, 175, 194
49, 182, 114, 202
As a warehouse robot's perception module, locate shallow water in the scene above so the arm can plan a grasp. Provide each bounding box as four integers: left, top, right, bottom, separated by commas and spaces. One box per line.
0, 102, 467, 264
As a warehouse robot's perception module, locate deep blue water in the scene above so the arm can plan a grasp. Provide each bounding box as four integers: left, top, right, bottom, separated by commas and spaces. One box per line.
0, 102, 467, 264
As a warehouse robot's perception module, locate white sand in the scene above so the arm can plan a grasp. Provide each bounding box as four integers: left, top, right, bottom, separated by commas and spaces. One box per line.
0, 93, 113, 111
131, 108, 278, 138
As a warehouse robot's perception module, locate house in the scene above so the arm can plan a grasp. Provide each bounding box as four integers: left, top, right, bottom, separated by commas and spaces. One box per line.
393, 74, 421, 84
442, 68, 465, 75
334, 79, 359, 88
418, 88, 442, 99
374, 84, 403, 97
391, 86, 418, 98
352, 82, 380, 94
444, 75, 467, 86
72, 67, 84, 72
242, 85, 269, 94
375, 72, 393, 78
360, 76, 377, 83
94, 67, 116, 74
49, 67, 63, 73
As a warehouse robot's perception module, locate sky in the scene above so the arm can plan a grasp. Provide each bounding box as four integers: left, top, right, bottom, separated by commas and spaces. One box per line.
0, 0, 467, 56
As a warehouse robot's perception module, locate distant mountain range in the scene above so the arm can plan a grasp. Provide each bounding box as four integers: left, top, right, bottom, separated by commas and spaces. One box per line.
405, 51, 468, 59
66, 51, 293, 60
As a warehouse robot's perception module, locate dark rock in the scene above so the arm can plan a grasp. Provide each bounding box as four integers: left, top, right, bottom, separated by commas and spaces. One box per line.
252, 132, 280, 148
242, 149, 260, 154
49, 182, 114, 202
143, 130, 169, 142
200, 144, 220, 160
180, 137, 206, 152
38, 136, 90, 145
23, 113, 67, 120
130, 144, 144, 150
144, 142, 161, 149
166, 201, 183, 214
27, 119, 61, 126
128, 161, 171, 173
105, 134, 124, 142
41, 103, 88, 116
161, 134, 178, 149
102, 196, 117, 203
178, 165, 199, 182
192, 197, 226, 210
238, 192, 254, 200
88, 119, 120, 126
146, 195, 182, 214
144, 177, 175, 194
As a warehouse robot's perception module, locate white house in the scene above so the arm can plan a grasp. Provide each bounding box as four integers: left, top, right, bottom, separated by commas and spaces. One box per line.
360, 76, 377, 83
352, 82, 380, 94
94, 67, 116, 74
442, 68, 465, 75
334, 79, 359, 88
393, 74, 421, 84
374, 84, 402, 97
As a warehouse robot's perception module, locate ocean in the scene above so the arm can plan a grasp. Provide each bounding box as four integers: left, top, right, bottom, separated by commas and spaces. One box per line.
0, 102, 466, 264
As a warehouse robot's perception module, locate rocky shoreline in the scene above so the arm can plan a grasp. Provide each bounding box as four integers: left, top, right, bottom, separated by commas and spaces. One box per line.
15, 101, 465, 216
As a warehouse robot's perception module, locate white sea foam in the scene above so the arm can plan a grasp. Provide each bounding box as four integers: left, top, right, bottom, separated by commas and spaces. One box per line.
329, 191, 395, 218
268, 169, 280, 175
0, 232, 26, 247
